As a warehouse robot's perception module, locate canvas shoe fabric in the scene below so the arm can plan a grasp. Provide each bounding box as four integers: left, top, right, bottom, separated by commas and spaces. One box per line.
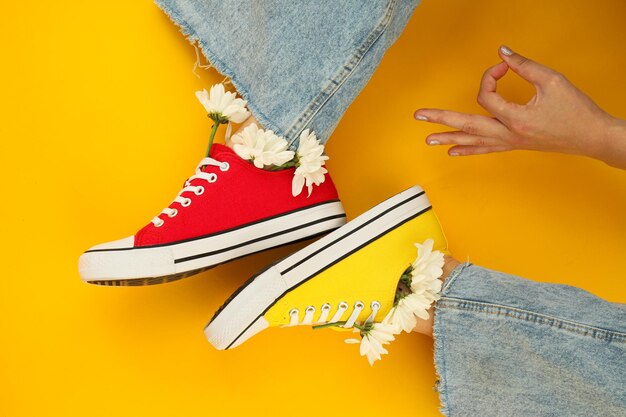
205, 185, 447, 350
79, 144, 346, 286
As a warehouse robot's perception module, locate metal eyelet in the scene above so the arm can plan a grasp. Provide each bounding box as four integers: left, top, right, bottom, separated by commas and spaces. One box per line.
167, 209, 178, 218
154, 218, 164, 227
371, 301, 381, 309
194, 186, 205, 196
355, 301, 364, 309
181, 198, 192, 207
306, 306, 316, 313
289, 308, 299, 316
208, 173, 218, 183
338, 301, 349, 310
220, 162, 230, 172
321, 303, 331, 311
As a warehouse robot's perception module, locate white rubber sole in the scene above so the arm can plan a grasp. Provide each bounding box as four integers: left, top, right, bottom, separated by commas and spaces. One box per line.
205, 185, 432, 350
79, 200, 347, 286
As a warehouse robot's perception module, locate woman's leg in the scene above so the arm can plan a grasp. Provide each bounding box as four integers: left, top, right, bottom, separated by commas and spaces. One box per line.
155, 0, 420, 148
83, 1, 420, 284
424, 260, 626, 416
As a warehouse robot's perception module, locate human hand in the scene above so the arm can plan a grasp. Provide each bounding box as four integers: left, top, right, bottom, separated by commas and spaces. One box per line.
414, 46, 626, 169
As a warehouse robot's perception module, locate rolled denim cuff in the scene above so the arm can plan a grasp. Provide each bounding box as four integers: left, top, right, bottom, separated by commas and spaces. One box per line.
433, 263, 626, 416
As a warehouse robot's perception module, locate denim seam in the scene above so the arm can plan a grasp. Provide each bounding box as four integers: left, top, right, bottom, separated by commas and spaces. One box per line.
284, 0, 397, 147
154, 0, 285, 139
431, 263, 471, 417
433, 306, 452, 416
439, 297, 626, 343
441, 262, 472, 295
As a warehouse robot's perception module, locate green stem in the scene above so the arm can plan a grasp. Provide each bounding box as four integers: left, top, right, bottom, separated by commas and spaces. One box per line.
400, 265, 413, 286
312, 321, 347, 330
311, 321, 369, 334
205, 120, 221, 157
268, 161, 297, 171
353, 322, 367, 332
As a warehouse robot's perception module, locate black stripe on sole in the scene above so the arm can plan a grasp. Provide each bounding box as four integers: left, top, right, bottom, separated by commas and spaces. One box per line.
281, 191, 424, 275
175, 214, 347, 264
204, 190, 424, 324
85, 228, 341, 287
206, 191, 425, 324
212, 205, 432, 350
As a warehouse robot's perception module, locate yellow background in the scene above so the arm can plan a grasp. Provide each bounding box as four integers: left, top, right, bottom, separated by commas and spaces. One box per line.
1, 1, 625, 416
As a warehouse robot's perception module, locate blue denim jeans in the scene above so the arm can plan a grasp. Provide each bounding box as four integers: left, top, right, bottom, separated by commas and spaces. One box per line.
155, 0, 420, 148
155, 2, 626, 415
436, 264, 626, 416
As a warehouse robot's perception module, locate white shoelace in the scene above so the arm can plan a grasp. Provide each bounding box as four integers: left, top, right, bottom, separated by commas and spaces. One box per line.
151, 157, 230, 227
288, 301, 381, 328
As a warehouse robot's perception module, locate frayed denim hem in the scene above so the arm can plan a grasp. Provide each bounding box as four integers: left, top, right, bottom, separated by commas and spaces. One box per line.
154, 0, 420, 150
154, 0, 286, 142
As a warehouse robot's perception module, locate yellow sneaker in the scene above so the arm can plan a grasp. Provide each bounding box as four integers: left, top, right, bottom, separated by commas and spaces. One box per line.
205, 185, 447, 352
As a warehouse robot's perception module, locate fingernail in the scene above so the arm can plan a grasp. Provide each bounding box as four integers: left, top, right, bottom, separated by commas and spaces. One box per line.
414, 114, 428, 121
449, 151, 460, 156
500, 45, 514, 56
428, 140, 440, 145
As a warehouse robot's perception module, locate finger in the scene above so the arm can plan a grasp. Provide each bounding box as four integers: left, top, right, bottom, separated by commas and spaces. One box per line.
426, 131, 503, 147
498, 45, 557, 87
414, 109, 505, 137
448, 144, 512, 156
477, 61, 517, 118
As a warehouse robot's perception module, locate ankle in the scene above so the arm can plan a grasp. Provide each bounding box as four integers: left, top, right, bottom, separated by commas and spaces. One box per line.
231, 114, 260, 137
442, 255, 460, 283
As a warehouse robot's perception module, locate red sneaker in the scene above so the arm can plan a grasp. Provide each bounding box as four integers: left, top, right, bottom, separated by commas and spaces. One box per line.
79, 144, 346, 286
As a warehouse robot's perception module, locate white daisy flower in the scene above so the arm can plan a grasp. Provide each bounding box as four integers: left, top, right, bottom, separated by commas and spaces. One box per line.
360, 323, 398, 366
345, 323, 398, 366
405, 239, 444, 311
383, 302, 416, 333
410, 239, 444, 291
292, 129, 329, 197
262, 131, 296, 166
383, 291, 433, 332
229, 124, 294, 168
341, 240, 445, 364
195, 83, 250, 123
